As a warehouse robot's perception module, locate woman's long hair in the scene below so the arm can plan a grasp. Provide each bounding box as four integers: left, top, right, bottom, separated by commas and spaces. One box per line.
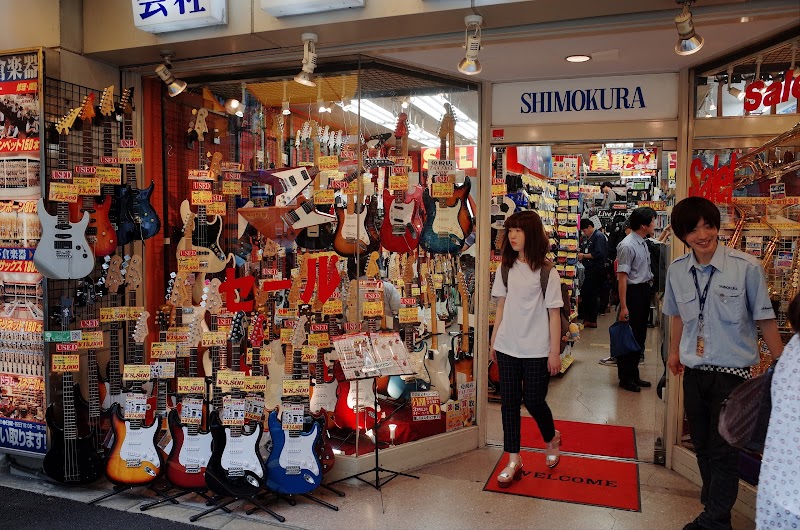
501, 210, 550, 272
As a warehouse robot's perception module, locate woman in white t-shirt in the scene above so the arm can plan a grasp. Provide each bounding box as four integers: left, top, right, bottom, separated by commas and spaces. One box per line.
490, 210, 564, 487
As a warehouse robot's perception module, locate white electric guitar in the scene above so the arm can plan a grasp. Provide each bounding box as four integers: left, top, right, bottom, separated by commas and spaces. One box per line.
34, 107, 95, 280
424, 268, 452, 402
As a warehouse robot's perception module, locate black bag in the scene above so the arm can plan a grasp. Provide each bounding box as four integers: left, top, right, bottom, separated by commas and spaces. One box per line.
718, 363, 776, 453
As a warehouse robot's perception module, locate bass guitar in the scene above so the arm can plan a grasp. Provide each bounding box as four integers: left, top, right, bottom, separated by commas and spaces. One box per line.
34, 108, 95, 280
68, 92, 115, 257
43, 297, 103, 485
381, 113, 424, 253
105, 312, 163, 486
265, 314, 322, 495
116, 87, 161, 245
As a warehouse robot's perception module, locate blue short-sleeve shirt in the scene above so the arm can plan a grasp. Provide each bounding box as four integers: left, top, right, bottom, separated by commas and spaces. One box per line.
616, 232, 653, 285
662, 243, 775, 369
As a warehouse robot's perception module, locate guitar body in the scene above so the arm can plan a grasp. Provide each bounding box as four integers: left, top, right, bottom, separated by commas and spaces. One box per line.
34, 198, 94, 279
295, 222, 335, 251
265, 410, 322, 494
42, 404, 103, 485
165, 409, 213, 491
264, 339, 285, 410
420, 181, 473, 255
205, 411, 264, 498
386, 376, 430, 400
117, 181, 161, 245
424, 349, 452, 402
310, 410, 335, 474
105, 403, 163, 486
68, 195, 116, 257
334, 379, 377, 431
73, 382, 111, 441
332, 201, 379, 258
176, 200, 229, 273
380, 186, 424, 253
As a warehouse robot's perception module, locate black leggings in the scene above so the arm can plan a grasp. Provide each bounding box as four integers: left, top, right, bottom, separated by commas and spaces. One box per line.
496, 351, 556, 453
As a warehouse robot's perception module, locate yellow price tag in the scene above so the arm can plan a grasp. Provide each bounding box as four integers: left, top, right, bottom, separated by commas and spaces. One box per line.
282, 379, 310, 397
398, 306, 419, 324
202, 332, 227, 347
322, 299, 342, 316
222, 180, 241, 195
217, 370, 246, 389
260, 350, 272, 365
389, 174, 409, 191
177, 377, 205, 394
206, 202, 226, 216
280, 328, 294, 344
362, 300, 383, 318
318, 155, 339, 171
49, 183, 78, 203
177, 254, 200, 272
96, 166, 122, 185
51, 354, 80, 372
150, 342, 177, 359
313, 189, 335, 205
243, 376, 268, 393
308, 333, 330, 348
491, 184, 506, 197
191, 190, 212, 205
99, 307, 117, 323
431, 182, 454, 198
73, 177, 101, 196
118, 147, 142, 164
301, 345, 317, 362
123, 364, 152, 381
77, 331, 104, 350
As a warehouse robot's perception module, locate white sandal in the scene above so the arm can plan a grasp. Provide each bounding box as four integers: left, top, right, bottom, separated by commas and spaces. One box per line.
496, 458, 523, 488
546, 430, 561, 468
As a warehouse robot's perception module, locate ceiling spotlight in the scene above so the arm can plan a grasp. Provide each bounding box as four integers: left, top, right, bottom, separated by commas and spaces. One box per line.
224, 98, 244, 117
566, 55, 592, 63
281, 79, 291, 115
726, 66, 745, 101
457, 14, 483, 75
318, 98, 331, 113
154, 53, 187, 97
294, 32, 318, 87
400, 96, 410, 109
674, 1, 704, 56
341, 97, 352, 111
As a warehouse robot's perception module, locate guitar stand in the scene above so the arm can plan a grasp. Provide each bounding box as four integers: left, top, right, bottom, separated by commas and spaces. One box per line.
330, 379, 419, 491
140, 488, 227, 513
189, 493, 285, 523
88, 483, 179, 506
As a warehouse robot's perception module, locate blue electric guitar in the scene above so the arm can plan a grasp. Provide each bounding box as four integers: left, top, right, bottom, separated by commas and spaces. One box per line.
265, 314, 322, 495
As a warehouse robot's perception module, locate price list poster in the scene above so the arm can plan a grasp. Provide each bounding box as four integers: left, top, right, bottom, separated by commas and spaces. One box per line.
0, 49, 46, 457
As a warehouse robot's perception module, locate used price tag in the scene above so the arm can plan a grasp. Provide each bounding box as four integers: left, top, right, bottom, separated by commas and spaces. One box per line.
96, 166, 122, 185
49, 183, 78, 203
150, 341, 177, 359
177, 254, 200, 272
118, 147, 142, 164
221, 396, 245, 426
318, 155, 339, 171
191, 190, 212, 205
313, 189, 335, 205
222, 180, 241, 195
124, 393, 147, 420
308, 333, 330, 348
150, 362, 175, 379
77, 331, 104, 350
180, 398, 203, 425
177, 377, 206, 394
301, 345, 317, 362
206, 202, 226, 216
280, 328, 294, 344
243, 376, 268, 393
322, 299, 342, 316
216, 370, 246, 389
73, 177, 101, 196
282, 379, 309, 397
491, 183, 506, 197
362, 300, 383, 318
202, 332, 227, 347
398, 306, 419, 324
123, 364, 151, 381
51, 354, 80, 372
389, 174, 409, 191
430, 182, 454, 198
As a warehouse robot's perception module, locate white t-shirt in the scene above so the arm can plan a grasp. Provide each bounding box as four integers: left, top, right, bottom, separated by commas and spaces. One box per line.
491, 261, 563, 358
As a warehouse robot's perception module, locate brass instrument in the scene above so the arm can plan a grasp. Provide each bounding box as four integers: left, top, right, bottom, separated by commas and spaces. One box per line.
727, 205, 746, 249
734, 121, 800, 190
760, 216, 781, 301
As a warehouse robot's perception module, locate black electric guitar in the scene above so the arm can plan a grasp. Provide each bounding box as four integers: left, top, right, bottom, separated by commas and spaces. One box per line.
43, 297, 103, 484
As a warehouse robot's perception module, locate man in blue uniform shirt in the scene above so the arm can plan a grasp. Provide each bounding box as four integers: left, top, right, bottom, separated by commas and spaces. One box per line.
663, 197, 783, 530
578, 218, 608, 328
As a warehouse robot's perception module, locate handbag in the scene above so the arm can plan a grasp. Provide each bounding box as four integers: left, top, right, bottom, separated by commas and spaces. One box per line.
718, 362, 776, 453
608, 321, 641, 358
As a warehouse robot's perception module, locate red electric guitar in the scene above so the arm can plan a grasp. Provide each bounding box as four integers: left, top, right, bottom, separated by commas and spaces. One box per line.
380, 113, 423, 253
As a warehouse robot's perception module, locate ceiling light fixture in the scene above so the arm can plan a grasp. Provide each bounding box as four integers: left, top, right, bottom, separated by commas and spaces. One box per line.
154, 52, 187, 97
316, 84, 330, 113
565, 55, 592, 63
400, 96, 410, 109
281, 79, 291, 115
457, 14, 483, 75
726, 66, 744, 101
224, 98, 244, 117
754, 55, 767, 94
294, 32, 318, 87
674, 1, 704, 56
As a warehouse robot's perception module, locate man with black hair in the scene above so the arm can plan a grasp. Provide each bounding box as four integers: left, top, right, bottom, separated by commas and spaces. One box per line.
615, 207, 657, 392
577, 218, 607, 328
664, 196, 783, 530
600, 182, 617, 208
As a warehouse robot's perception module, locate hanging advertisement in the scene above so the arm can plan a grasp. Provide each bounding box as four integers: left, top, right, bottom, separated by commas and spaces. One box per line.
588, 148, 658, 173
0, 49, 45, 457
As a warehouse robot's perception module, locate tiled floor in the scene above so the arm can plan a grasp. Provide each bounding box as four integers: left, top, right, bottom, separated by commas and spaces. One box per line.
0, 313, 757, 529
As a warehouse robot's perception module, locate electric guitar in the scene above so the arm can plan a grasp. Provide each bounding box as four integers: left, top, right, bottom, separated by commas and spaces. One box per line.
490, 147, 515, 250
265, 314, 322, 495
423, 264, 452, 402
449, 271, 474, 401
34, 108, 95, 279
381, 113, 424, 253
116, 87, 161, 245
420, 104, 474, 255
43, 297, 104, 485
105, 312, 164, 486
67, 92, 115, 257
291, 120, 336, 251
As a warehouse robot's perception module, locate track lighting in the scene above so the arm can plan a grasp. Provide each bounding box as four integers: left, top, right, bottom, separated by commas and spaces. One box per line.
726, 66, 744, 101
281, 80, 291, 115
400, 97, 410, 109
224, 98, 244, 117
294, 32, 318, 87
154, 53, 187, 97
674, 1, 704, 56
457, 14, 483, 75
316, 84, 330, 113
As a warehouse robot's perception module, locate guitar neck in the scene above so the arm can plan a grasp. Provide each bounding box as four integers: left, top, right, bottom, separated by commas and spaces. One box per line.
62, 371, 77, 441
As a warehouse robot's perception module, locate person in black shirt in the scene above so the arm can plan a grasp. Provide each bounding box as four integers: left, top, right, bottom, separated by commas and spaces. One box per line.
577, 219, 608, 327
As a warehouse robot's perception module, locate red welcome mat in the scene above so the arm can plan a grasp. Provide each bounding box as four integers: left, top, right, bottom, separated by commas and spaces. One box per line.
484, 452, 641, 512
521, 419, 637, 460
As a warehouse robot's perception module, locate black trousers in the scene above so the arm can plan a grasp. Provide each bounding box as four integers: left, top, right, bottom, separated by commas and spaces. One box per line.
579, 266, 603, 323
617, 282, 650, 383
496, 351, 555, 453
683, 368, 745, 530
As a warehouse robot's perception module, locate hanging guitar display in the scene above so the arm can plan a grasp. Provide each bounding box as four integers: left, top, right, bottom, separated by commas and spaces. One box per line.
116, 87, 161, 245
449, 271, 474, 401
43, 297, 104, 485
34, 107, 95, 279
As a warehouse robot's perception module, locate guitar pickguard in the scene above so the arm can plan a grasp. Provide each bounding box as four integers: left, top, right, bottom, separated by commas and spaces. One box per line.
34, 198, 95, 280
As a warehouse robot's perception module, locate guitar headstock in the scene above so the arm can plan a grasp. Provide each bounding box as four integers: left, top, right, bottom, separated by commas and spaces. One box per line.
394, 112, 408, 140
132, 310, 151, 344
288, 253, 308, 308
208, 152, 223, 180
202, 278, 223, 315
262, 237, 280, 258
78, 93, 96, 127
403, 253, 415, 288
120, 87, 135, 117
292, 315, 309, 350
437, 103, 456, 140
168, 271, 192, 307
187, 308, 205, 348
59, 296, 74, 326
105, 255, 126, 294
365, 251, 380, 280
457, 271, 467, 301
99, 85, 116, 117
157, 304, 175, 332
126, 254, 143, 290
248, 312, 267, 347
229, 311, 247, 343
55, 107, 81, 136
192, 108, 209, 141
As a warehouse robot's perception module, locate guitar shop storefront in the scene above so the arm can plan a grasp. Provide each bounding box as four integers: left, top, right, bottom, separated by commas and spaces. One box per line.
666, 32, 800, 520
483, 73, 682, 472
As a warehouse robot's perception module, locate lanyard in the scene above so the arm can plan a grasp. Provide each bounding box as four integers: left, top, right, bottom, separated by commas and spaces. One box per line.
690, 267, 715, 324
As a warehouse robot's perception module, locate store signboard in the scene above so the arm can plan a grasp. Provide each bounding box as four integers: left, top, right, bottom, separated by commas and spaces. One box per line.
132, 0, 227, 34
492, 73, 679, 125
588, 148, 658, 172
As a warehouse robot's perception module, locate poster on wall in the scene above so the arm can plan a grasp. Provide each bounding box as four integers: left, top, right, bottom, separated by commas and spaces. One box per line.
0, 50, 45, 457
588, 148, 657, 173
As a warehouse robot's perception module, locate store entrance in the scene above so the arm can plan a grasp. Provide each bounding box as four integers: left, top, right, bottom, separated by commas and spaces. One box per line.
486, 140, 675, 464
